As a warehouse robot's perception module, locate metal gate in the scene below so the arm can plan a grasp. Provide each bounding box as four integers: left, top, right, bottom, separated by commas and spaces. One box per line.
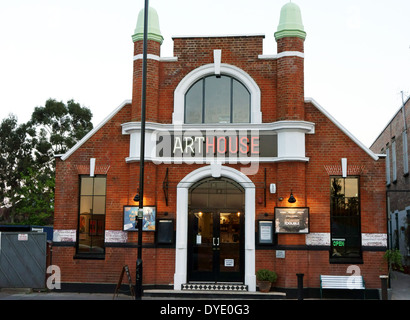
387, 190, 410, 267
0, 232, 47, 289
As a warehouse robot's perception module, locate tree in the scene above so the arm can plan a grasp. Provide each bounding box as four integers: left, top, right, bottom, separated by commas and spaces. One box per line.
30, 98, 93, 156
26, 99, 93, 224
0, 115, 35, 222
0, 99, 93, 224
14, 168, 55, 225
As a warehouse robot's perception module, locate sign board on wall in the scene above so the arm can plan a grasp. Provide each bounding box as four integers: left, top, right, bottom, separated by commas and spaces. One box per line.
156, 219, 174, 244
156, 130, 278, 159
274, 207, 309, 234
123, 206, 156, 231
258, 220, 274, 245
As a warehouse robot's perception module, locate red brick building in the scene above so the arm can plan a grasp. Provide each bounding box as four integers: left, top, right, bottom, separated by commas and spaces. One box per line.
370, 96, 410, 265
53, 3, 387, 297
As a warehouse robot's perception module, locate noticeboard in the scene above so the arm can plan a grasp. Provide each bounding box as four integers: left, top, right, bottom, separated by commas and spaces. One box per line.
274, 207, 309, 234
258, 220, 274, 245
156, 219, 174, 244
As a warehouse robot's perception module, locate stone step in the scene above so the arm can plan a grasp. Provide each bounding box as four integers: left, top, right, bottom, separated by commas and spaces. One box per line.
143, 288, 287, 300
182, 283, 248, 292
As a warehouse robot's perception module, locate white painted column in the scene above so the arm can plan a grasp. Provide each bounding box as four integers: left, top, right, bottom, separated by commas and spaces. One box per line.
174, 187, 188, 290
341, 158, 347, 177
90, 158, 96, 177
244, 186, 256, 291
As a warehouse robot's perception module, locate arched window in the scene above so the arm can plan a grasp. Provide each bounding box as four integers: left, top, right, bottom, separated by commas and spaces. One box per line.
185, 75, 250, 124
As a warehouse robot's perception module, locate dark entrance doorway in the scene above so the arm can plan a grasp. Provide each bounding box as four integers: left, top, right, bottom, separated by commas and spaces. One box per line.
187, 177, 245, 283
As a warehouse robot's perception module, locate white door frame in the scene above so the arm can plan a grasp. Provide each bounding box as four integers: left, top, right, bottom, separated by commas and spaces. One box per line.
173, 164, 256, 291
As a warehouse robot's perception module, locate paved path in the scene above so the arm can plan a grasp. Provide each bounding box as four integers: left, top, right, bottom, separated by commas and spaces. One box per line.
390, 271, 410, 300
0, 271, 409, 300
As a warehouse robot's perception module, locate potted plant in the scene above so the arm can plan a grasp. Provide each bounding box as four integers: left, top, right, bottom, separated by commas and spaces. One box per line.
256, 269, 277, 292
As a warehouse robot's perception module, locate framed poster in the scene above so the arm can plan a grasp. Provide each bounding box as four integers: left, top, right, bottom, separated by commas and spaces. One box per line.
123, 206, 156, 231
274, 207, 309, 234
258, 220, 274, 245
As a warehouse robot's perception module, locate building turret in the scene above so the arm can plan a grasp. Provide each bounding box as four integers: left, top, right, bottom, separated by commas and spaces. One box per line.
275, 2, 306, 121
274, 3, 307, 261
131, 6, 163, 121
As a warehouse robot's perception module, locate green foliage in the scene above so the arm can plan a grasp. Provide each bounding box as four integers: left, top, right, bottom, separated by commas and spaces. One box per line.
256, 269, 277, 283
0, 99, 93, 225
0, 116, 34, 216
383, 249, 404, 273
13, 168, 54, 225
30, 99, 93, 155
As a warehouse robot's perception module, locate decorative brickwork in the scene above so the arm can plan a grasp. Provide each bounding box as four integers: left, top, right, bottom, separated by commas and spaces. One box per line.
75, 164, 111, 175
324, 165, 365, 176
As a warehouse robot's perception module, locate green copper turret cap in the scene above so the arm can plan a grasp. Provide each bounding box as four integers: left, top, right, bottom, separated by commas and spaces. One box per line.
274, 2, 306, 41
132, 6, 164, 44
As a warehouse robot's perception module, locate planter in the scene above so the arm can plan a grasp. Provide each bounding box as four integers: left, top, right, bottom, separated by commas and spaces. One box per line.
256, 269, 277, 292
258, 281, 272, 293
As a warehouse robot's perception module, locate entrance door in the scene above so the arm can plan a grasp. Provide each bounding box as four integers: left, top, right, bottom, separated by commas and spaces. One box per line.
187, 178, 244, 283
188, 210, 244, 282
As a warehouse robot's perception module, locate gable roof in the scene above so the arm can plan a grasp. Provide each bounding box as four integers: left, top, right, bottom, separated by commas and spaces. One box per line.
58, 99, 132, 161
370, 95, 410, 149
305, 97, 379, 161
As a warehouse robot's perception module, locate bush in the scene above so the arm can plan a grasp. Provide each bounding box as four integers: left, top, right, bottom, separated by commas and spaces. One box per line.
383, 249, 404, 273
256, 269, 277, 283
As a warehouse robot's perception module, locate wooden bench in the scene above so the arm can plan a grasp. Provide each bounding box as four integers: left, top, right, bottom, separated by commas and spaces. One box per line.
320, 275, 366, 299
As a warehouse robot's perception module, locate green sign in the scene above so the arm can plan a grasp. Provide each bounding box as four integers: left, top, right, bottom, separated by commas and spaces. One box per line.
332, 239, 345, 247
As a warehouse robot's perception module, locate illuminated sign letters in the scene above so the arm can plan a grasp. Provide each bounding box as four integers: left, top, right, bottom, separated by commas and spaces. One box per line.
156, 130, 277, 159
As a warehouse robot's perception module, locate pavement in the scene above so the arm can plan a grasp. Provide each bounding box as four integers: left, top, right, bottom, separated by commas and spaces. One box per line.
0, 271, 409, 300
389, 271, 410, 300
0, 288, 133, 300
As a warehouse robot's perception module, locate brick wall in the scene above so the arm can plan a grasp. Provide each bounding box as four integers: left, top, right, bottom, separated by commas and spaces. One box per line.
53, 33, 387, 291
370, 98, 410, 212
276, 37, 305, 121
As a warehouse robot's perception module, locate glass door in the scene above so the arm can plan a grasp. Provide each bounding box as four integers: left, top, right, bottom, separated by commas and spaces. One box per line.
188, 210, 243, 282
188, 177, 245, 283
218, 211, 243, 282
188, 211, 215, 281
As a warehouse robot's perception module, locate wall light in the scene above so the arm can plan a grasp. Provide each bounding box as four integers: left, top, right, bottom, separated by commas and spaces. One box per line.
133, 189, 140, 202
288, 190, 296, 203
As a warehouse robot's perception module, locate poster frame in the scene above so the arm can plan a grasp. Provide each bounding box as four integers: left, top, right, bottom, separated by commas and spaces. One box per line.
123, 205, 156, 232
274, 207, 310, 234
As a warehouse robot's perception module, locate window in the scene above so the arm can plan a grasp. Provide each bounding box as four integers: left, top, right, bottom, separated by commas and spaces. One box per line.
330, 177, 362, 263
403, 131, 409, 176
185, 75, 250, 124
392, 140, 397, 182
386, 146, 391, 185
77, 175, 106, 256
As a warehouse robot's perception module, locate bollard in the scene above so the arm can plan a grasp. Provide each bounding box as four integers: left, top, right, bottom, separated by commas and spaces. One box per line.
297, 273, 304, 300
380, 275, 389, 300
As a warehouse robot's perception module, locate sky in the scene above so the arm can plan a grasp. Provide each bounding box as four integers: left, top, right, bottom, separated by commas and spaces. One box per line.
0, 0, 409, 148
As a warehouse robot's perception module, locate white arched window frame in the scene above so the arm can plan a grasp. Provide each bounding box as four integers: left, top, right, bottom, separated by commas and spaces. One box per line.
173, 64, 262, 124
